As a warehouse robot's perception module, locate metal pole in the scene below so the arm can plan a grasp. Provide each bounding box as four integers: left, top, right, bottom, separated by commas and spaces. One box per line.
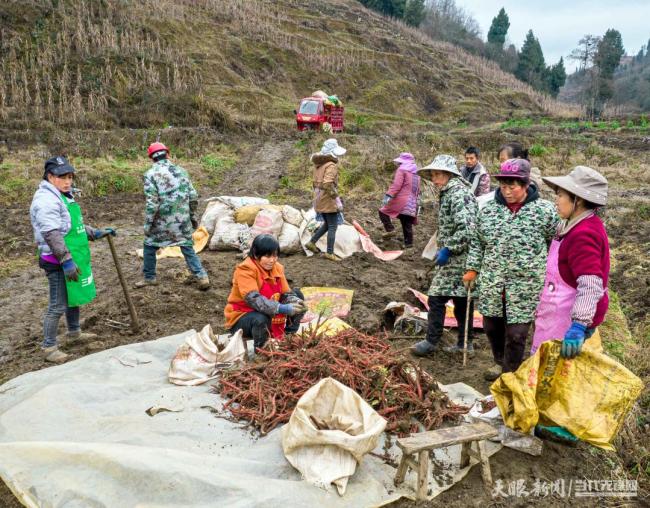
463, 288, 472, 367
106, 235, 140, 333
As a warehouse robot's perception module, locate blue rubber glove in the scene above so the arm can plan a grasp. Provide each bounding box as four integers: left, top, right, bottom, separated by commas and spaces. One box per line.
433, 247, 451, 266
277, 302, 307, 316
561, 322, 586, 359
382, 194, 392, 206
94, 227, 116, 239
62, 259, 81, 281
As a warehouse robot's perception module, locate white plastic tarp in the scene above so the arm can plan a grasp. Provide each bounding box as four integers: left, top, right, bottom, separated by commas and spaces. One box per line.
0, 331, 500, 507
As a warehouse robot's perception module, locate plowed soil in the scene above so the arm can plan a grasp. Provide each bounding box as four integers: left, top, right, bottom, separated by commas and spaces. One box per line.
0, 149, 644, 507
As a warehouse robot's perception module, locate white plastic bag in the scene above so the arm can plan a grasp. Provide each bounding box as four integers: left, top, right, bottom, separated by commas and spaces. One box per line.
168, 325, 245, 386
298, 209, 362, 259
278, 223, 301, 253
421, 233, 437, 260
200, 201, 232, 236
215, 196, 269, 209
282, 205, 304, 227
281, 378, 387, 496
210, 213, 250, 251
317, 225, 362, 259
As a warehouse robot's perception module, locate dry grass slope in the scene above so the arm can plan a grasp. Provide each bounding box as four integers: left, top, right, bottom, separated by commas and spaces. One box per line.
0, 0, 576, 133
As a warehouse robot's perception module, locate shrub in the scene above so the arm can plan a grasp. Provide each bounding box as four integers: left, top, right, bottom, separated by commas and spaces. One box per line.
529, 143, 548, 156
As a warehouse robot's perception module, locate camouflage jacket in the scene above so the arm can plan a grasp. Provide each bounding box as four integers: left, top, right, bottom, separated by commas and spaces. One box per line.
143, 159, 198, 247
428, 177, 478, 297
466, 185, 559, 323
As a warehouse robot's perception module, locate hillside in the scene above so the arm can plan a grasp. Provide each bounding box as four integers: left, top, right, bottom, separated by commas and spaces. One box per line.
0, 0, 567, 133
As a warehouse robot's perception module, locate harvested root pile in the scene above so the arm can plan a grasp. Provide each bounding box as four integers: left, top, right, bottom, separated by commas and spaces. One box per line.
216, 328, 468, 435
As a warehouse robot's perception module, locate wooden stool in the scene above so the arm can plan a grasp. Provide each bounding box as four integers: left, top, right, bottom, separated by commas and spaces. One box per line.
394, 421, 498, 500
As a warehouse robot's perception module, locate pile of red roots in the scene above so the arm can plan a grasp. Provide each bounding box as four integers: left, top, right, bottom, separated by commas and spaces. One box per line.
215, 327, 468, 435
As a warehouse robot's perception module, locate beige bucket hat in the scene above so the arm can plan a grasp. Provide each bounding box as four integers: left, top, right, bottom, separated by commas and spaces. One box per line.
418, 154, 460, 178
542, 166, 608, 206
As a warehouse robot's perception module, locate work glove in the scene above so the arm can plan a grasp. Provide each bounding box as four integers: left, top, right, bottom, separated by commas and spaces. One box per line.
382, 194, 392, 206
191, 216, 199, 230
433, 247, 451, 266
62, 259, 81, 282
278, 302, 308, 316
93, 228, 116, 239
463, 270, 478, 290
561, 322, 586, 359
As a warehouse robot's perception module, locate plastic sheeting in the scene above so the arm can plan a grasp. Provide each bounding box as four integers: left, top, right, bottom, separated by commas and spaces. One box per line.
0, 331, 500, 507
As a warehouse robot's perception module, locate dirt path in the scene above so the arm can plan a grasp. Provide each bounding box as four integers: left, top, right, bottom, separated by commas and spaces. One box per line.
217, 140, 295, 196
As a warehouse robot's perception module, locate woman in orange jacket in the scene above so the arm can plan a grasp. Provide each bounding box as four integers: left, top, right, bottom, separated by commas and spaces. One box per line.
224, 234, 307, 347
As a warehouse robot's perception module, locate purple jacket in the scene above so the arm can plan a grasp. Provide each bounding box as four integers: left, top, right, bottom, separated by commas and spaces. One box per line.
380, 163, 421, 218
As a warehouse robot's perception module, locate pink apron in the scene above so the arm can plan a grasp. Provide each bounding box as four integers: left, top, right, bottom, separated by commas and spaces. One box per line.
531, 238, 576, 354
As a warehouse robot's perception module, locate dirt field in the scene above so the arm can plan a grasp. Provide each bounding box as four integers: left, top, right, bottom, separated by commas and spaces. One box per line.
0, 133, 648, 506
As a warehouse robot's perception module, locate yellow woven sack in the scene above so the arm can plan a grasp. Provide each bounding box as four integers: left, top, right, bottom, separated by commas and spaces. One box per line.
490, 332, 642, 450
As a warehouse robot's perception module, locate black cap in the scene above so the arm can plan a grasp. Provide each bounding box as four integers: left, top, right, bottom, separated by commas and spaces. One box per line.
44, 156, 75, 176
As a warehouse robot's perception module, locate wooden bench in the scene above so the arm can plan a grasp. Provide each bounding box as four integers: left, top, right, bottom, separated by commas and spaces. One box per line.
394, 421, 498, 500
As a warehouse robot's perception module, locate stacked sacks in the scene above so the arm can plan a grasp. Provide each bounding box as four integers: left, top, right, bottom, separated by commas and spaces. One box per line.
205, 196, 268, 251
201, 197, 303, 253
200, 197, 363, 258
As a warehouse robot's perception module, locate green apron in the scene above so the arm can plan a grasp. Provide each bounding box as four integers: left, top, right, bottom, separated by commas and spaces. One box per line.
61, 194, 97, 307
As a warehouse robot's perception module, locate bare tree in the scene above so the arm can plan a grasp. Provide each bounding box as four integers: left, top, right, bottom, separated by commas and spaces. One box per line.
568, 35, 601, 71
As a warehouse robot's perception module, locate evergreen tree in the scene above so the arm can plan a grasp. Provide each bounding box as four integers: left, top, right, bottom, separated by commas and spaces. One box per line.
590, 29, 625, 116
594, 29, 625, 77
360, 0, 406, 18
487, 8, 509, 48
545, 57, 567, 97
515, 30, 547, 90
403, 0, 426, 27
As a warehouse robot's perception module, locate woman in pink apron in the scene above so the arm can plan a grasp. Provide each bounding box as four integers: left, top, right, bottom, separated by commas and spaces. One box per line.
532, 166, 610, 358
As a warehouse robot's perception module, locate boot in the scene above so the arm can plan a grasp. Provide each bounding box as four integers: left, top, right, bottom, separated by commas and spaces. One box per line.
42, 346, 69, 363
323, 253, 341, 262
197, 276, 210, 290
305, 241, 319, 254
134, 278, 158, 289
411, 339, 438, 357
382, 230, 396, 239
66, 330, 98, 343
443, 343, 475, 356
484, 364, 502, 381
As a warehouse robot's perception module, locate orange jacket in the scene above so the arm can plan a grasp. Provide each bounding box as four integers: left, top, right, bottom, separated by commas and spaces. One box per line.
224, 257, 290, 329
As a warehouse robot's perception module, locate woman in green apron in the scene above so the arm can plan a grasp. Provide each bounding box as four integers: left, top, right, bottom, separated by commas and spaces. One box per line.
29, 157, 116, 363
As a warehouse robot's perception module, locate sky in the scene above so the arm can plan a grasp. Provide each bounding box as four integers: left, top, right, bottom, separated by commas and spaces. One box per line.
454, 0, 650, 72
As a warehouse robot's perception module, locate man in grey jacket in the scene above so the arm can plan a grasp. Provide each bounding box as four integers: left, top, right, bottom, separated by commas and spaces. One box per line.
460, 147, 491, 197
30, 156, 116, 362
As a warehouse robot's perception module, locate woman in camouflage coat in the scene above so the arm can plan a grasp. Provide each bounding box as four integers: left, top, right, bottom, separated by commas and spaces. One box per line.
464, 159, 558, 380
412, 154, 478, 357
